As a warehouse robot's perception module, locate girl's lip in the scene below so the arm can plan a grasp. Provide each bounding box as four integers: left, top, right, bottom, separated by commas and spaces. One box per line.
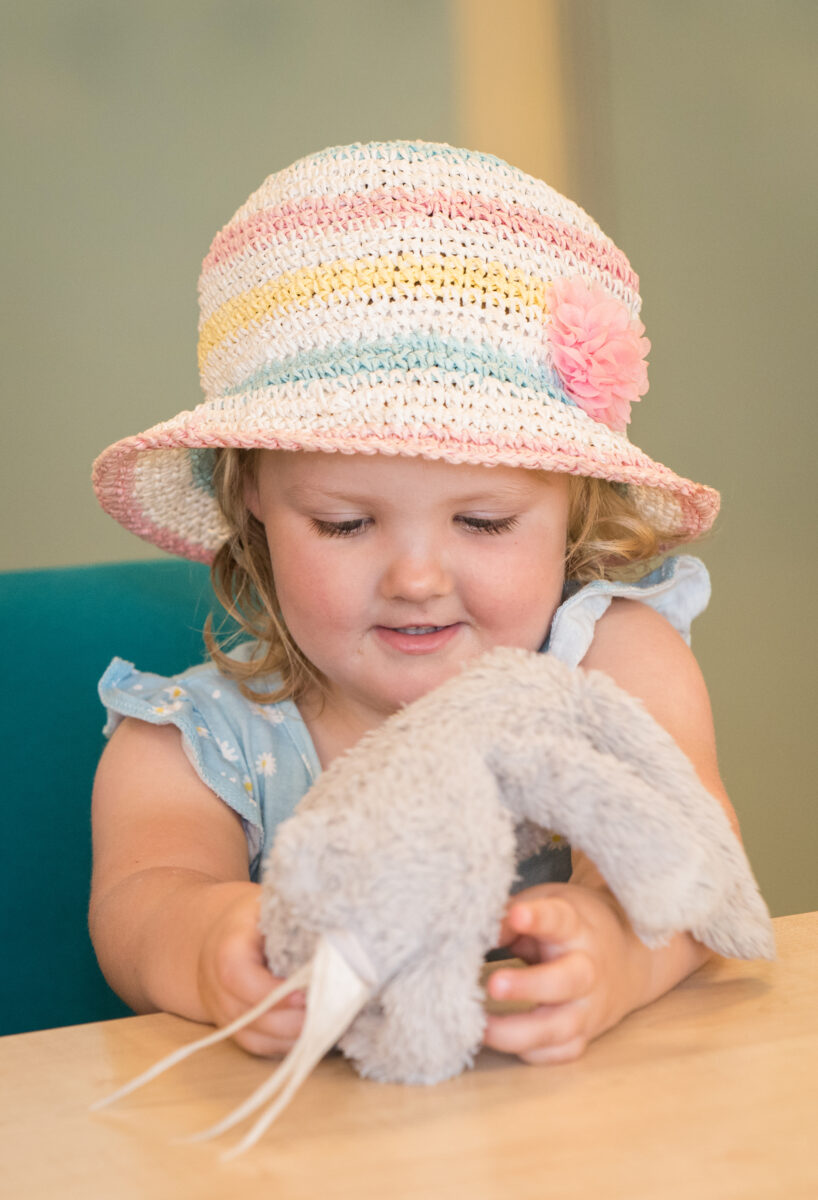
373, 624, 462, 655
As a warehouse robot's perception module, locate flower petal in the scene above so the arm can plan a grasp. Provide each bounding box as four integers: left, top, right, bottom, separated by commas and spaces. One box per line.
547, 277, 649, 430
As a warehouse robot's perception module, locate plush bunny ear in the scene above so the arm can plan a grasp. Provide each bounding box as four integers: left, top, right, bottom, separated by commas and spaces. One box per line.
487, 655, 775, 960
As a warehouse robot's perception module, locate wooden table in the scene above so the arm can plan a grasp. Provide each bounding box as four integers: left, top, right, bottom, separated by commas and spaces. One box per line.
2, 912, 816, 1200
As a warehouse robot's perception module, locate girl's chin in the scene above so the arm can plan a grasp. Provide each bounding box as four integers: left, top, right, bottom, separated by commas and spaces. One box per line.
372, 663, 472, 710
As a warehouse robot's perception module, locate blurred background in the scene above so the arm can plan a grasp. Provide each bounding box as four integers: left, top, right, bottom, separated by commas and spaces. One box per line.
2, 0, 815, 916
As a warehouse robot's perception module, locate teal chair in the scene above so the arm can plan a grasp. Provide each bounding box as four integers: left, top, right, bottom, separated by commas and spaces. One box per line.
0, 559, 224, 1036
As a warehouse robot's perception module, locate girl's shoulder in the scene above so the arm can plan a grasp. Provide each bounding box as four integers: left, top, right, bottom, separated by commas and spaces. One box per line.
575, 558, 731, 818
98, 645, 321, 877
98, 649, 304, 743
546, 554, 710, 669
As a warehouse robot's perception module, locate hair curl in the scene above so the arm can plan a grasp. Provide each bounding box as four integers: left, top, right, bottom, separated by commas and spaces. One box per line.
205, 449, 687, 704
204, 449, 324, 706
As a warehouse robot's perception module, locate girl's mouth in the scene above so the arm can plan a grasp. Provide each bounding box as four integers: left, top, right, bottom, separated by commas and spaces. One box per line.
374, 624, 461, 655
393, 625, 445, 634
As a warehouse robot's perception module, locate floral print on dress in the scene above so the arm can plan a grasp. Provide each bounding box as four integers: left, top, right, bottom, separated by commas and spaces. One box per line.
151, 684, 189, 716
255, 752, 277, 777
252, 704, 286, 726
217, 738, 240, 763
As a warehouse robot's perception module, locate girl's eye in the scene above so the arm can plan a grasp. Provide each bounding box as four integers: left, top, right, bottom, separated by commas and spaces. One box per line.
309, 518, 370, 538
457, 515, 519, 535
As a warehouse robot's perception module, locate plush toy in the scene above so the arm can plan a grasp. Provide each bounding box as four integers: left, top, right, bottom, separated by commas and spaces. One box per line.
94, 647, 774, 1157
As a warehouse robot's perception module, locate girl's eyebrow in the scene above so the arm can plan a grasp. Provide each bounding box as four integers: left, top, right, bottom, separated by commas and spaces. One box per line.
282, 484, 375, 505
283, 484, 535, 507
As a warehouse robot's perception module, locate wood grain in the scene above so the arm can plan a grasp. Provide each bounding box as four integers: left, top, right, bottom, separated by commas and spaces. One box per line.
1, 913, 815, 1200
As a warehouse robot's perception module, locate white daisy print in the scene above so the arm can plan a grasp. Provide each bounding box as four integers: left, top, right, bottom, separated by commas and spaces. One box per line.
217, 739, 239, 763
196, 725, 210, 739
255, 752, 277, 777
252, 704, 285, 726
242, 775, 254, 796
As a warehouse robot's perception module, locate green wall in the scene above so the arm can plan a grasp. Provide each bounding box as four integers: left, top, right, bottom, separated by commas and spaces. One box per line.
2, 0, 455, 568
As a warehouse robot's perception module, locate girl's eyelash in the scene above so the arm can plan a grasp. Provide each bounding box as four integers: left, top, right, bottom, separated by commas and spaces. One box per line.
310, 515, 519, 538
310, 518, 369, 538
458, 515, 519, 535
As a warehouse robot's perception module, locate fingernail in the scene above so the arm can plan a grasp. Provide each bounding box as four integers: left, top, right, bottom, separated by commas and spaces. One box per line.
491, 974, 510, 998
288, 990, 307, 1008
512, 905, 532, 930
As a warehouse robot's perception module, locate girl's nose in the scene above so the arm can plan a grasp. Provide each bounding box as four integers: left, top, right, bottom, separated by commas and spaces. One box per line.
379, 547, 454, 604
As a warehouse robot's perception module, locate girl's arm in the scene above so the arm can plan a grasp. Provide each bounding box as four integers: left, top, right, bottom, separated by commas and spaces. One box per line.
89, 718, 304, 1056
484, 598, 738, 1064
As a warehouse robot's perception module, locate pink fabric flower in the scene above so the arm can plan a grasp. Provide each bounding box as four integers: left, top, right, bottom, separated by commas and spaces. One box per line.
547, 276, 650, 431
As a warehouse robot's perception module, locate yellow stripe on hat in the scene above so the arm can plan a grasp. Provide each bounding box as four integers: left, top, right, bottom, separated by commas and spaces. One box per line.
197, 254, 548, 371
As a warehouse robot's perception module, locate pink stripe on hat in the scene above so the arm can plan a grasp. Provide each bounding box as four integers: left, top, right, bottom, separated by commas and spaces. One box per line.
202, 187, 638, 295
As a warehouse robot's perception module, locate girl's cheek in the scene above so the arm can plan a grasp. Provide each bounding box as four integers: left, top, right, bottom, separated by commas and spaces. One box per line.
268, 537, 326, 592
470, 554, 564, 614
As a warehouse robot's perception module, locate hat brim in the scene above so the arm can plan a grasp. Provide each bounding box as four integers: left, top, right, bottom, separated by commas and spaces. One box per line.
93, 384, 719, 564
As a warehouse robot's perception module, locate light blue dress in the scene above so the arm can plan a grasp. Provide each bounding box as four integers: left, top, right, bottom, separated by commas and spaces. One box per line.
99, 554, 710, 887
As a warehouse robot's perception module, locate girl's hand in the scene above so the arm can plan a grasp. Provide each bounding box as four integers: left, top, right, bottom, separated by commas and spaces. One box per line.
196, 884, 305, 1057
482, 882, 649, 1064
481, 601, 728, 1066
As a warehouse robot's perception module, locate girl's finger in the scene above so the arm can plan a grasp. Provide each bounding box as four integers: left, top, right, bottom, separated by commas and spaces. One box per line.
220, 955, 304, 1012
252, 1005, 307, 1040
216, 983, 306, 1034
232, 1007, 306, 1056
217, 943, 281, 998
483, 1002, 586, 1057
490, 929, 543, 962
233, 1028, 300, 1058
508, 896, 582, 947
519, 1036, 587, 1066
488, 952, 595, 1007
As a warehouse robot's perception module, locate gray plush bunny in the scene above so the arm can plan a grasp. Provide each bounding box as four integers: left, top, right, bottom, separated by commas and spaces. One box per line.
94, 647, 774, 1156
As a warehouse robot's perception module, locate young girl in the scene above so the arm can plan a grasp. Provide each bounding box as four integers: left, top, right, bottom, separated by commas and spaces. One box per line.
91, 140, 733, 1067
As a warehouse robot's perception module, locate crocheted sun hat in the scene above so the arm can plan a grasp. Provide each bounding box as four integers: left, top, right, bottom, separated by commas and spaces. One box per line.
93, 140, 719, 562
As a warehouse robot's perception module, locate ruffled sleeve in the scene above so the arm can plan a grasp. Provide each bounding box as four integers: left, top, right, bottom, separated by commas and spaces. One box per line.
98, 657, 320, 877
545, 554, 711, 669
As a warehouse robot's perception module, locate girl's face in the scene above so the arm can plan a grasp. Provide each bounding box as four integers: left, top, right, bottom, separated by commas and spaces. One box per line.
247, 451, 571, 740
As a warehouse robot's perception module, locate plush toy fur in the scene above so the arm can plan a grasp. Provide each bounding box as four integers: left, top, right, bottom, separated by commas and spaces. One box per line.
94, 647, 774, 1155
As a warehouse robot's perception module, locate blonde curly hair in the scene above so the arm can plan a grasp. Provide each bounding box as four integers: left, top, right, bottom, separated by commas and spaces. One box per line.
205, 449, 685, 704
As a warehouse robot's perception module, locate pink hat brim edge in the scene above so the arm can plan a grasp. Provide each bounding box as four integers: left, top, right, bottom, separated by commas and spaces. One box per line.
92, 418, 720, 565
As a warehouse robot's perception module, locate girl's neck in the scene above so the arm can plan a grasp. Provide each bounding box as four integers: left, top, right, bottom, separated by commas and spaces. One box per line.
296, 684, 390, 770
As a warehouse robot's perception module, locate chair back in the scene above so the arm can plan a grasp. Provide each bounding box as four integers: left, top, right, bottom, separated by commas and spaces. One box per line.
0, 559, 223, 1035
